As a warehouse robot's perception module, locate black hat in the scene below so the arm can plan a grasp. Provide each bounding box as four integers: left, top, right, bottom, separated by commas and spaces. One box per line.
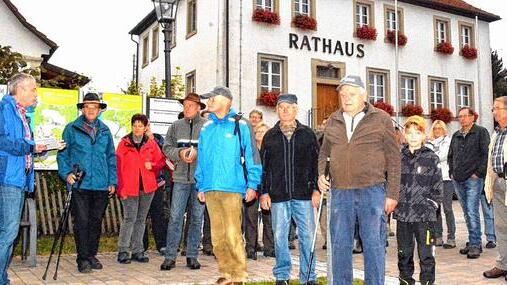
77, 93, 107, 110
277, 93, 298, 105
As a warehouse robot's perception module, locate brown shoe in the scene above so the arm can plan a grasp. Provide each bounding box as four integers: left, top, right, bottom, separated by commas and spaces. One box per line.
215, 277, 233, 285
483, 267, 507, 278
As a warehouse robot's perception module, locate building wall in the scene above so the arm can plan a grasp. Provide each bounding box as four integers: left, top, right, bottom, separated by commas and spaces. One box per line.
0, 1, 52, 67
137, 0, 495, 133
138, 0, 223, 98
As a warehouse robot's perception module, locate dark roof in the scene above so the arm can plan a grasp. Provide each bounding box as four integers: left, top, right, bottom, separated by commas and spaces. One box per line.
129, 9, 157, 35
399, 0, 501, 22
2, 0, 58, 60
41, 62, 90, 89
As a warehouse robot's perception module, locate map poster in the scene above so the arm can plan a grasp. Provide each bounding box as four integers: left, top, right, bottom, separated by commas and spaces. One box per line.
101, 93, 142, 147
33, 88, 79, 170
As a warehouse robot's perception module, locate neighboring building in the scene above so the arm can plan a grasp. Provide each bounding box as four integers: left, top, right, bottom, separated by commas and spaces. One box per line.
129, 0, 500, 129
0, 0, 89, 89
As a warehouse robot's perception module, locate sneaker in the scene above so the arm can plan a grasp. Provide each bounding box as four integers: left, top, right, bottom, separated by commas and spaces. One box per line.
77, 260, 92, 273
263, 250, 275, 258
459, 242, 470, 255
160, 259, 176, 271
158, 247, 167, 256
443, 239, 456, 249
435, 237, 443, 247
467, 246, 481, 259
117, 252, 131, 264
246, 250, 257, 260
483, 267, 507, 278
131, 252, 149, 263
186, 257, 201, 270
486, 241, 497, 249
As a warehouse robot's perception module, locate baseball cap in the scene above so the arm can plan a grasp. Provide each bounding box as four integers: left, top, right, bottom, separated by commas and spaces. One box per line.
277, 94, 298, 105
404, 115, 426, 131
336, 75, 366, 91
200, 86, 233, 100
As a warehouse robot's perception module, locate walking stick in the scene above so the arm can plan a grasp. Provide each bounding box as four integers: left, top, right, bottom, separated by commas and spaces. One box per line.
305, 157, 330, 284
43, 165, 84, 280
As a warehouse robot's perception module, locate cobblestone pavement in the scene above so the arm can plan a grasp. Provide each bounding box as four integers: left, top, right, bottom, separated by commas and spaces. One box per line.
8, 200, 505, 284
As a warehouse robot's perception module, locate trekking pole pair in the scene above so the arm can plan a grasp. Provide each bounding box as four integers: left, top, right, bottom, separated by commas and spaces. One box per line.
43, 164, 85, 280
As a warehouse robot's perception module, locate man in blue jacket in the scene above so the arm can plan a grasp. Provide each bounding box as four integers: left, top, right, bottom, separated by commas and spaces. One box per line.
57, 93, 117, 273
0, 73, 48, 284
195, 86, 262, 284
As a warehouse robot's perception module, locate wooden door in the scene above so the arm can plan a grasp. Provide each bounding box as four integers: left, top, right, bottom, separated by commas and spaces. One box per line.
316, 84, 340, 124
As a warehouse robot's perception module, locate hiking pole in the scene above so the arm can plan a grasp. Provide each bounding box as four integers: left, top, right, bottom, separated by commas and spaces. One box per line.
305, 157, 330, 284
42, 165, 84, 280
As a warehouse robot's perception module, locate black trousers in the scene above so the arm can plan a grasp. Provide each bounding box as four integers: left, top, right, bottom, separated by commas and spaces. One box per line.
397, 221, 436, 285
143, 186, 168, 251
243, 199, 259, 252
202, 206, 212, 251
261, 209, 274, 251
71, 189, 109, 263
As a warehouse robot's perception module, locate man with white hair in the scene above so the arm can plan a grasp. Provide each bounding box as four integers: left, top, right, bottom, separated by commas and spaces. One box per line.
318, 75, 400, 285
0, 73, 49, 284
195, 86, 262, 284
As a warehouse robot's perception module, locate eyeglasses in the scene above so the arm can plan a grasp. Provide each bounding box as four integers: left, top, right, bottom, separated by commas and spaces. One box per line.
491, 107, 507, 112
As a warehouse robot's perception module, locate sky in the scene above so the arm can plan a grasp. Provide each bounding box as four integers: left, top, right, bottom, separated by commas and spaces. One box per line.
9, 0, 507, 93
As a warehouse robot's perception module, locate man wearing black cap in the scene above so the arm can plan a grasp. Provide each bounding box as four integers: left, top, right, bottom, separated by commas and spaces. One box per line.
259, 94, 320, 285
195, 86, 262, 284
161, 93, 207, 271
57, 93, 117, 273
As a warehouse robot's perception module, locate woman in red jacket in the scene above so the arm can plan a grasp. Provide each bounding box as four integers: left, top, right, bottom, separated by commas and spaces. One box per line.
116, 114, 165, 264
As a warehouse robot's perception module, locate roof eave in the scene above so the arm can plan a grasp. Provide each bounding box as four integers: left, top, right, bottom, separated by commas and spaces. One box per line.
129, 9, 157, 35
399, 0, 501, 23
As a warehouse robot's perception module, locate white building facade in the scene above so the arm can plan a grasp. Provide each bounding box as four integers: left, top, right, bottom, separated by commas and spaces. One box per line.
130, 0, 500, 130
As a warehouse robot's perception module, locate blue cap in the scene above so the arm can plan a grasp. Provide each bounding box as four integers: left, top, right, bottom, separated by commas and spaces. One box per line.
277, 93, 298, 105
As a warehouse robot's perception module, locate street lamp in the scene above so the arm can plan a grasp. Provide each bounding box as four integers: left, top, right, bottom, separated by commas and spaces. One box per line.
152, 0, 180, 98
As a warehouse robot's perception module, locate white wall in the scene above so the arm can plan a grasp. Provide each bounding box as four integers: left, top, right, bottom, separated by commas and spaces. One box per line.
0, 1, 52, 66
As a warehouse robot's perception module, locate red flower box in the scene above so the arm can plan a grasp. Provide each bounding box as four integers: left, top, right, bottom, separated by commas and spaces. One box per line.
430, 107, 453, 124
259, 91, 279, 107
292, 14, 317, 31
373, 102, 394, 116
436, 42, 454, 55
386, 30, 407, 46
461, 44, 478, 60
252, 8, 280, 25
401, 104, 423, 117
356, 25, 377, 41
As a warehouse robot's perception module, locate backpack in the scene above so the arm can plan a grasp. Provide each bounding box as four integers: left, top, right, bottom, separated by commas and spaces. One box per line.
233, 113, 248, 183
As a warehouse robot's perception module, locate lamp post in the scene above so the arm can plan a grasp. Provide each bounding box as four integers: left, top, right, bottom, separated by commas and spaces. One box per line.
152, 0, 180, 98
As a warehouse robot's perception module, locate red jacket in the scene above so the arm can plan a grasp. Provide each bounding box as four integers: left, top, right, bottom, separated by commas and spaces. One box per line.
116, 135, 166, 199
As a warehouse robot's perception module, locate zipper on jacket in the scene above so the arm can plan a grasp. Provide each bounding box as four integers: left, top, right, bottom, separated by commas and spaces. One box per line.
187, 119, 194, 183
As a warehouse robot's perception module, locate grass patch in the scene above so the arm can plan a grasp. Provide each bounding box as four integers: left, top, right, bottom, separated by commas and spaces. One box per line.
13, 234, 158, 256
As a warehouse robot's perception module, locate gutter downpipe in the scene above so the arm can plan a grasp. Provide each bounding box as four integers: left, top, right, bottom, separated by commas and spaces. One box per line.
239, 0, 244, 112
225, 0, 230, 87
475, 15, 482, 125
130, 34, 140, 90
394, 0, 400, 125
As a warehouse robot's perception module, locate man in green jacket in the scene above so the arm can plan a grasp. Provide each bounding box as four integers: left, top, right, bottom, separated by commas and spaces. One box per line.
57, 93, 117, 273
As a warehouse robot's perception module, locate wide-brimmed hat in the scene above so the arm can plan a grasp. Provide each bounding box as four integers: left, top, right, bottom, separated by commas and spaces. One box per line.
178, 93, 206, 109
77, 93, 107, 110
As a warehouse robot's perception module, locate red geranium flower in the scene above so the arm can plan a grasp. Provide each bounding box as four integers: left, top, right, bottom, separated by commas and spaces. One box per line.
356, 25, 377, 41
386, 30, 407, 46
252, 8, 280, 25
292, 14, 317, 30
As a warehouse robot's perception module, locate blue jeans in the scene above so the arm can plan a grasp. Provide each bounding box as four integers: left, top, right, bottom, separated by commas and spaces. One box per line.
454, 178, 483, 247
0, 185, 25, 285
165, 183, 205, 260
271, 200, 316, 283
330, 184, 386, 285
480, 190, 496, 242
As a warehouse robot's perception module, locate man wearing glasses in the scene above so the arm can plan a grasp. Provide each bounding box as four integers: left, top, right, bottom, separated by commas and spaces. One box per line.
448, 107, 494, 259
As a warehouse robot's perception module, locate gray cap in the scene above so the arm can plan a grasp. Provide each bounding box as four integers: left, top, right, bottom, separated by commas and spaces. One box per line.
201, 86, 233, 100
277, 93, 298, 105
336, 75, 365, 91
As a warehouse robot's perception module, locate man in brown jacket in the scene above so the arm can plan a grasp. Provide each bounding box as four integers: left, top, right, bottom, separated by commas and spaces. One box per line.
318, 75, 400, 285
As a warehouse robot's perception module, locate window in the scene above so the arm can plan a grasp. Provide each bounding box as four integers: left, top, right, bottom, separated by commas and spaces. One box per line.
142, 35, 149, 68
256, 0, 274, 11
151, 27, 159, 61
316, 66, 340, 79
294, 0, 310, 16
186, 70, 196, 95
399, 73, 420, 106
433, 16, 451, 46
428, 77, 448, 110
353, 0, 375, 29
367, 68, 390, 104
186, 0, 197, 38
257, 54, 288, 95
384, 5, 404, 34
456, 81, 474, 112
459, 22, 475, 48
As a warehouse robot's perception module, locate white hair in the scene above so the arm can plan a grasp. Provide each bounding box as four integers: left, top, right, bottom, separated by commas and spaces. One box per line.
8, 73, 36, 95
